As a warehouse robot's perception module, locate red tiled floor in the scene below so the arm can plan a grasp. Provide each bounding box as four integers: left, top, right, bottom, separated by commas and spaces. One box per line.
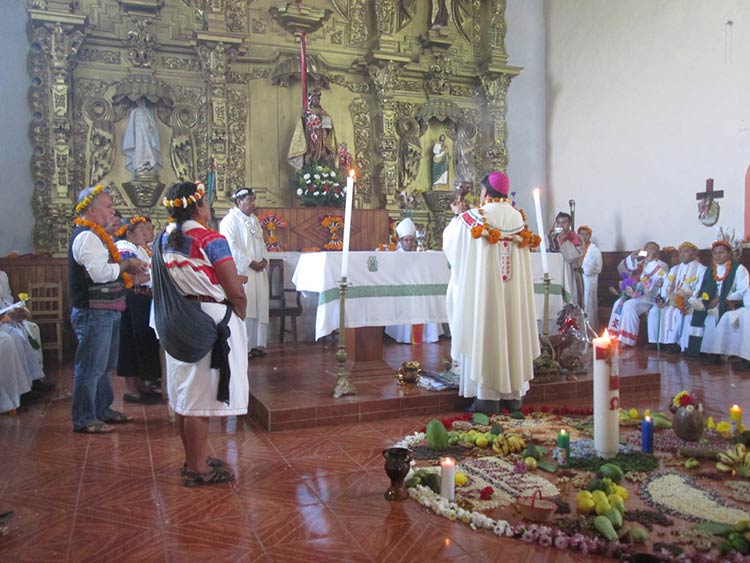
1, 347, 749, 561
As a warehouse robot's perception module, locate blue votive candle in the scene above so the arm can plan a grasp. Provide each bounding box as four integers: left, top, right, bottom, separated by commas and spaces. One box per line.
641, 416, 654, 453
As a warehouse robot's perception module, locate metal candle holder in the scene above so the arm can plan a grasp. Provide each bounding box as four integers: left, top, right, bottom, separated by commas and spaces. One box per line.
333, 278, 357, 398
534, 272, 560, 374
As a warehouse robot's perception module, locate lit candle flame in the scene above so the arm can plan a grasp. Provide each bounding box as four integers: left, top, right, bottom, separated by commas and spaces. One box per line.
349, 169, 355, 179
440, 457, 455, 467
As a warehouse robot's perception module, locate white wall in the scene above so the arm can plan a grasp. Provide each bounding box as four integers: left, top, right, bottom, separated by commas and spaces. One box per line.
546, 0, 750, 251
506, 0, 547, 222
0, 1, 34, 255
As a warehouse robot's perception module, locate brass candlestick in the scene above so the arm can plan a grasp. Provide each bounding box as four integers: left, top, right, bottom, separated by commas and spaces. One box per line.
534, 272, 560, 375
333, 278, 357, 398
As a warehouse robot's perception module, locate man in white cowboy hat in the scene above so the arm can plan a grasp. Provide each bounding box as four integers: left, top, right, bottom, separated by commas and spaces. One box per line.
444, 171, 540, 414
384, 218, 444, 344
220, 188, 270, 358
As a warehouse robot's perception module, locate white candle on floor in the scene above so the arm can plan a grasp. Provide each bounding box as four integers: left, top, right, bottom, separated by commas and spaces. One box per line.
341, 169, 355, 279
592, 329, 620, 458
440, 457, 455, 501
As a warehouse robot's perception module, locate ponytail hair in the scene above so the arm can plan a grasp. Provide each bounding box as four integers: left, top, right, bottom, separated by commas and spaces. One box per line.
166, 181, 201, 249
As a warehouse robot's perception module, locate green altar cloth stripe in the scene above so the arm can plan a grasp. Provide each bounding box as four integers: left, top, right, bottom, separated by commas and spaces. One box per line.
317, 283, 570, 306
533, 283, 570, 303
318, 284, 449, 306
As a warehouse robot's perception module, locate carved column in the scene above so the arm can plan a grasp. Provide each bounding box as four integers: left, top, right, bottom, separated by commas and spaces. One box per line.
480, 72, 512, 173
28, 10, 86, 202
195, 35, 241, 202
368, 61, 402, 208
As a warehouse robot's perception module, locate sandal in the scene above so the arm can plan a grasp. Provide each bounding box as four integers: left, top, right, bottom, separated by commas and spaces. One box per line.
74, 422, 114, 434
182, 468, 234, 488
102, 410, 134, 424
180, 457, 226, 477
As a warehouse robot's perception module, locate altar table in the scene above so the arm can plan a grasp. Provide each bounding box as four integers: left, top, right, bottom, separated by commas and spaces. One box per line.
291, 250, 575, 341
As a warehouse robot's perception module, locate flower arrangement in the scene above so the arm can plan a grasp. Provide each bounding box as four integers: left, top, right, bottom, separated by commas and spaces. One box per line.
115, 216, 148, 238
293, 164, 345, 207
321, 215, 344, 250
670, 390, 702, 413
163, 183, 205, 208
259, 213, 288, 252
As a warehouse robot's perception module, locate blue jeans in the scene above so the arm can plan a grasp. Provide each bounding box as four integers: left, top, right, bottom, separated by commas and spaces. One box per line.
70, 308, 121, 429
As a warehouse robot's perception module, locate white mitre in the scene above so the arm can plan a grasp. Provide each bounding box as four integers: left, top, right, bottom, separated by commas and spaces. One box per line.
395, 218, 416, 239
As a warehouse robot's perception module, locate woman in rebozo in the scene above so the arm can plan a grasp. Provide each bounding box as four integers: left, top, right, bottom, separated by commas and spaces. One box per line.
158, 181, 248, 486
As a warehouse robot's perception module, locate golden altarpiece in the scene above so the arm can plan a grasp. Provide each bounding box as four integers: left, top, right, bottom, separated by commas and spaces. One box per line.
26, 0, 520, 254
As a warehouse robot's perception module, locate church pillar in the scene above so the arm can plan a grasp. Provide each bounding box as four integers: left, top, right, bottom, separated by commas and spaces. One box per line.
367, 61, 403, 209
480, 72, 513, 173
195, 33, 243, 205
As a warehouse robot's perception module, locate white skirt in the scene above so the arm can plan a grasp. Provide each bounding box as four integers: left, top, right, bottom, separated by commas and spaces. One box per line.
166, 302, 249, 417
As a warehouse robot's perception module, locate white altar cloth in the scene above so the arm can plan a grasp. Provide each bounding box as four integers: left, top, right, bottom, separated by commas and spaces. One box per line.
292, 250, 574, 340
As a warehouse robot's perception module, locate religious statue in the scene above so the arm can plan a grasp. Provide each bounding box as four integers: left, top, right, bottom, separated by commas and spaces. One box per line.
337, 142, 353, 172
396, 117, 422, 189
453, 123, 476, 185
430, 0, 450, 30
287, 89, 337, 170
431, 134, 449, 188
122, 97, 162, 178
696, 178, 723, 227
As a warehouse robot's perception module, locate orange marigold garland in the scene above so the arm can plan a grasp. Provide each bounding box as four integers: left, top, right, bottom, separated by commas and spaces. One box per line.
259, 213, 288, 252
74, 217, 133, 288
377, 242, 397, 251
115, 216, 148, 238
321, 215, 344, 250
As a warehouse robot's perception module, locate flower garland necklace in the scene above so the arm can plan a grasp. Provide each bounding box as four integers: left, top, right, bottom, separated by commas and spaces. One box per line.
74, 217, 133, 288
713, 260, 731, 282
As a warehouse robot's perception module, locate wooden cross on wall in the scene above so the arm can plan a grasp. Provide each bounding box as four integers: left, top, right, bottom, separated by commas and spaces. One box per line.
696, 178, 724, 201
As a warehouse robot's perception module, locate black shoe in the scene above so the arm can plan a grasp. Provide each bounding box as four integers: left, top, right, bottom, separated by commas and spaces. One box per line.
500, 399, 523, 412
701, 354, 722, 365
124, 392, 161, 405
732, 359, 750, 371
19, 390, 43, 406
464, 399, 500, 415
31, 379, 55, 392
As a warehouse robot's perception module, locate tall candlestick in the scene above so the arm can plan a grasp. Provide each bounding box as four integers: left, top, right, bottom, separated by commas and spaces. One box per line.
557, 429, 570, 466
532, 188, 549, 274
730, 404, 743, 435
592, 330, 620, 458
341, 170, 355, 279
440, 457, 455, 501
641, 416, 654, 453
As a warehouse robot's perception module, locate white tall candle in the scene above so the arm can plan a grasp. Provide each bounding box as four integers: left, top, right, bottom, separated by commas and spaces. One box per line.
532, 188, 549, 274
592, 330, 620, 458
341, 170, 355, 279
440, 457, 455, 501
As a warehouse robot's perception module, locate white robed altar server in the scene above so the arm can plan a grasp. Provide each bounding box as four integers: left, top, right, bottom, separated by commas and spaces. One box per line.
576, 226, 602, 331
385, 217, 444, 344
0, 270, 43, 366
608, 242, 668, 346
647, 242, 706, 352
443, 171, 539, 414
220, 188, 270, 356
701, 291, 750, 369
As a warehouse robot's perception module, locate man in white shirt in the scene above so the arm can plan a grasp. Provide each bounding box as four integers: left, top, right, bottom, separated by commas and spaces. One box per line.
69, 186, 147, 433
575, 225, 602, 332
220, 188, 270, 357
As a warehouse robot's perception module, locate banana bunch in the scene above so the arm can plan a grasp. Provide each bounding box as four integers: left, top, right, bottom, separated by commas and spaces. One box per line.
492, 434, 526, 456
716, 443, 750, 477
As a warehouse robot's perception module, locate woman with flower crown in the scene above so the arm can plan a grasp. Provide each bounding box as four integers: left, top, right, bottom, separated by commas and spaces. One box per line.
155, 181, 248, 486
114, 216, 162, 404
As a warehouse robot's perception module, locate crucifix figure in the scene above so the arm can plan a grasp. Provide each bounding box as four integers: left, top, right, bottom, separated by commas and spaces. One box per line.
696, 178, 723, 226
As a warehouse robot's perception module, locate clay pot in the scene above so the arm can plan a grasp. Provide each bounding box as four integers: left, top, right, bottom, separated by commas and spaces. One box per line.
672, 406, 704, 442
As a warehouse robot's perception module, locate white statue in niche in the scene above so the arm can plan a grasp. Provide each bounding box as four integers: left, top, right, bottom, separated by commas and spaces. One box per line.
123, 98, 162, 178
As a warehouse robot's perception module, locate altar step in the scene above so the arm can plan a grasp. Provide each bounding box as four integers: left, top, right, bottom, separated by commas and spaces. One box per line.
248, 340, 661, 431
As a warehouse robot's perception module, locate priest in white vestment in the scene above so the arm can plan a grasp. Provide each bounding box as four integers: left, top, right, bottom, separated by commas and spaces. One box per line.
444, 171, 540, 414
647, 242, 706, 352
608, 242, 668, 346
220, 188, 270, 357
385, 218, 444, 344
575, 226, 602, 331
700, 290, 750, 370
0, 270, 43, 367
